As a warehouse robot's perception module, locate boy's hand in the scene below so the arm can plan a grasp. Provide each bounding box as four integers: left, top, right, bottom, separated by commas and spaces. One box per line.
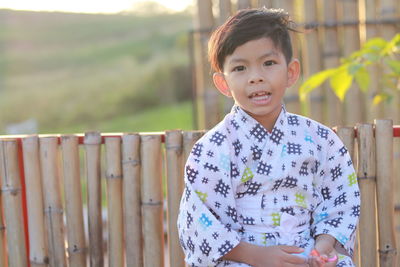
250, 245, 309, 267
309, 235, 338, 267
223, 242, 309, 267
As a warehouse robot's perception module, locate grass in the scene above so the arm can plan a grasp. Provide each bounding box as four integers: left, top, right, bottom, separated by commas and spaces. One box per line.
43, 101, 195, 134
98, 101, 195, 132
0, 9, 193, 134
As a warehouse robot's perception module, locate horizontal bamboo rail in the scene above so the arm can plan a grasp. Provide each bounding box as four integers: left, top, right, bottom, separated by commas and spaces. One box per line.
0, 125, 398, 266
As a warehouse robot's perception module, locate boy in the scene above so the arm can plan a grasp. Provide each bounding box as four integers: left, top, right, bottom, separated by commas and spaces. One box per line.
178, 8, 360, 267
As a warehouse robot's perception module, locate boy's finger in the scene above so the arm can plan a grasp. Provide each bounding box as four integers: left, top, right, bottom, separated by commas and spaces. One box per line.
280, 245, 305, 254
286, 263, 310, 267
285, 253, 308, 264
308, 257, 324, 267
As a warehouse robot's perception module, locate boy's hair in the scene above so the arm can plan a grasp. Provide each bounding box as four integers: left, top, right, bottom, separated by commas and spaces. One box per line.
208, 8, 295, 73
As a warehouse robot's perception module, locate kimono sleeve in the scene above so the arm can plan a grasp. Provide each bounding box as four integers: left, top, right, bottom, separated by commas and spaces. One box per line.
177, 140, 241, 266
311, 130, 360, 257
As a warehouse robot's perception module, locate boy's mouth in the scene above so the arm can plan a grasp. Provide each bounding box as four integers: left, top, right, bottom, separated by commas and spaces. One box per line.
249, 91, 272, 100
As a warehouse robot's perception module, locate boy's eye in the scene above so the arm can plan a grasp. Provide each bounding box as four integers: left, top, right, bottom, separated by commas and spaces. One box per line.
264, 60, 276, 66
232, 66, 245, 72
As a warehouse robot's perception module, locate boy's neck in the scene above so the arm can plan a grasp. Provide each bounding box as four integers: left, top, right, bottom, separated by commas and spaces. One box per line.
243, 105, 282, 133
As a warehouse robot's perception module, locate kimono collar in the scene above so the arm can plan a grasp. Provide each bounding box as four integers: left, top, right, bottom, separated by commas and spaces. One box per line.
230, 104, 287, 145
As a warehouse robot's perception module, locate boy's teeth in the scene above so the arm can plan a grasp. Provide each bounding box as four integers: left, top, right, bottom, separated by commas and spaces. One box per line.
251, 91, 271, 98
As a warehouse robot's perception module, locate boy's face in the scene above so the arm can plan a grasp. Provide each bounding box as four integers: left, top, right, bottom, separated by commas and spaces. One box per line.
213, 37, 299, 129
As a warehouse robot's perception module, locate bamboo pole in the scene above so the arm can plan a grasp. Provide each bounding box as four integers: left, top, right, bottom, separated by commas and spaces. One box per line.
141, 134, 164, 267
0, 144, 6, 267
322, 0, 343, 127
39, 137, 67, 267
356, 124, 378, 267
336, 127, 356, 163
218, 0, 232, 25
375, 120, 397, 267
378, 3, 400, 263
194, 0, 217, 129
165, 131, 185, 267
342, 0, 365, 125
364, 0, 382, 121
257, 0, 272, 8
0, 140, 28, 267
237, 0, 252, 9
183, 131, 205, 161
84, 132, 103, 267
61, 135, 87, 267
280, 0, 301, 115
336, 127, 359, 266
302, 0, 324, 123
122, 134, 143, 267
22, 136, 49, 266
217, 0, 235, 115
379, 0, 399, 123
104, 137, 124, 267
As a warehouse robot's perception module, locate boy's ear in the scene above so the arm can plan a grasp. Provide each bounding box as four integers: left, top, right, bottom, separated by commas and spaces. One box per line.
287, 58, 300, 88
213, 73, 232, 97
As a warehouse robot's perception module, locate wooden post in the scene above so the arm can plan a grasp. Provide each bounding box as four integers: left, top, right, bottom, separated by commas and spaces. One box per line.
301, 0, 324, 123
0, 140, 28, 267
22, 136, 49, 267
61, 135, 87, 267
356, 124, 378, 267
336, 127, 359, 266
341, 0, 365, 125
122, 134, 143, 267
39, 137, 67, 267
105, 137, 124, 267
165, 131, 185, 267
322, 0, 343, 127
375, 120, 397, 267
84, 132, 103, 267
194, 0, 218, 129
141, 134, 164, 267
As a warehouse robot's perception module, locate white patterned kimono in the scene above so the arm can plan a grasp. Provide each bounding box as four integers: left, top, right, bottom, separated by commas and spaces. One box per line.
177, 105, 360, 267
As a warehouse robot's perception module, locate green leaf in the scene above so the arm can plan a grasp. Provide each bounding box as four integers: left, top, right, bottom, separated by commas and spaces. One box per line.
330, 67, 353, 101
299, 69, 336, 101
363, 38, 387, 51
386, 59, 400, 75
363, 53, 380, 62
381, 33, 400, 56
372, 93, 391, 105
354, 66, 370, 93
349, 38, 386, 62
348, 63, 363, 75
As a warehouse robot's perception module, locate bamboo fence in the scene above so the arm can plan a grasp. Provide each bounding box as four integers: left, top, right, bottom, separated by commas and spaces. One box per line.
0, 125, 398, 266
192, 0, 400, 128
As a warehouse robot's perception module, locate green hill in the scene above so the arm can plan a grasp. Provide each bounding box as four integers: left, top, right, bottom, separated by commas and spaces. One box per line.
0, 9, 193, 134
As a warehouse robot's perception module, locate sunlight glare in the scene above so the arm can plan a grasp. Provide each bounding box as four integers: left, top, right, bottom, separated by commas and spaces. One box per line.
0, 0, 193, 13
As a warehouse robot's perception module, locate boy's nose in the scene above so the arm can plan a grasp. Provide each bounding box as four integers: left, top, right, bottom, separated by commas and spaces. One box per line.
248, 69, 265, 84
249, 76, 264, 84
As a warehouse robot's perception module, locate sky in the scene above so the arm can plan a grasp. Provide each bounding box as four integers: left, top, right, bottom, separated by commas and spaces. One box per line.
0, 0, 194, 14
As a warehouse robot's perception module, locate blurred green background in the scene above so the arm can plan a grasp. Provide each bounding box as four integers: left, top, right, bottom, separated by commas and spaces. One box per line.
0, 5, 194, 134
